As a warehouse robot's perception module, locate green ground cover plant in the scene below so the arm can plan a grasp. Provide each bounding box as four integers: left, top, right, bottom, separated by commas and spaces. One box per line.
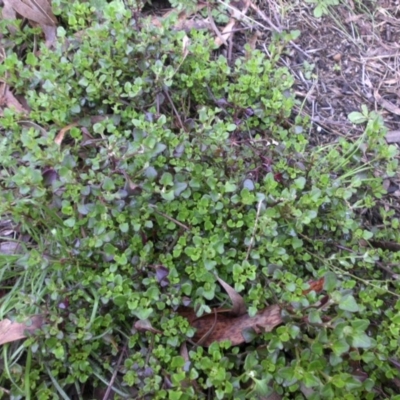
0, 0, 400, 398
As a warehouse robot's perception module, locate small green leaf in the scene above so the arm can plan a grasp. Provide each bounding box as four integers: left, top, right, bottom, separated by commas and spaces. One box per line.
314, 4, 323, 18
132, 308, 153, 320
331, 373, 345, 388
351, 332, 372, 348
26, 52, 37, 66
332, 339, 349, 356
242, 327, 257, 343
119, 222, 129, 233
252, 377, 272, 396
278, 366, 295, 381
308, 309, 322, 324
303, 371, 320, 388
294, 177, 306, 190
323, 272, 337, 292
348, 111, 367, 124
351, 319, 370, 332
64, 218, 76, 228
362, 230, 373, 240
102, 177, 115, 191
291, 237, 303, 249
226, 123, 237, 132
339, 295, 359, 312
290, 30, 301, 40
224, 182, 237, 192
171, 356, 185, 368
161, 189, 175, 201
361, 104, 369, 115
160, 172, 173, 186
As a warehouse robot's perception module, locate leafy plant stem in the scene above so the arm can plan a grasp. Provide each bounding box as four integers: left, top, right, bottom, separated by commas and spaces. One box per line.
24, 347, 32, 400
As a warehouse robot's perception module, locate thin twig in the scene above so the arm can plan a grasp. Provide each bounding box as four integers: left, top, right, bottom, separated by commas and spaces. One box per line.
102, 342, 127, 400
163, 88, 185, 131
148, 204, 190, 231
246, 199, 263, 261
207, 5, 228, 46
228, 33, 233, 63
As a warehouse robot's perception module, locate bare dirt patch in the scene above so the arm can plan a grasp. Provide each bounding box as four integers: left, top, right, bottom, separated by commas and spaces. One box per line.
253, 0, 400, 142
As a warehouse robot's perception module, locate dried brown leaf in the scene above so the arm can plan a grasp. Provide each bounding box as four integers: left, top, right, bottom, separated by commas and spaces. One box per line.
181, 304, 282, 347
386, 130, 400, 143
216, 276, 246, 316
42, 24, 57, 48
3, 0, 57, 47
2, 87, 29, 114
55, 122, 78, 145
4, 0, 56, 26
0, 315, 44, 345
134, 319, 162, 334
180, 341, 189, 362
0, 242, 22, 255
2, 0, 17, 20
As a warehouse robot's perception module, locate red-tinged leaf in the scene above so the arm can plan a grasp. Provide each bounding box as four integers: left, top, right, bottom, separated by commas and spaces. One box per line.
303, 277, 325, 294
274, 172, 283, 183
182, 297, 191, 307
155, 265, 169, 287
244, 107, 254, 117
42, 167, 58, 186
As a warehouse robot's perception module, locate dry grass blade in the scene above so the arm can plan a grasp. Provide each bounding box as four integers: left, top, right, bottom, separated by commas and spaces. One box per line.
374, 89, 400, 116
55, 122, 79, 145
0, 315, 44, 345
214, 0, 251, 47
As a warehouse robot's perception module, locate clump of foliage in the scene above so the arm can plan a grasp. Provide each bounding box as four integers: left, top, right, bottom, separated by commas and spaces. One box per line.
0, 0, 400, 399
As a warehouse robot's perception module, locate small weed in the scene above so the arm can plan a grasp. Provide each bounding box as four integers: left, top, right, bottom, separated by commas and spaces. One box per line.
305, 0, 340, 18
0, 0, 399, 399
